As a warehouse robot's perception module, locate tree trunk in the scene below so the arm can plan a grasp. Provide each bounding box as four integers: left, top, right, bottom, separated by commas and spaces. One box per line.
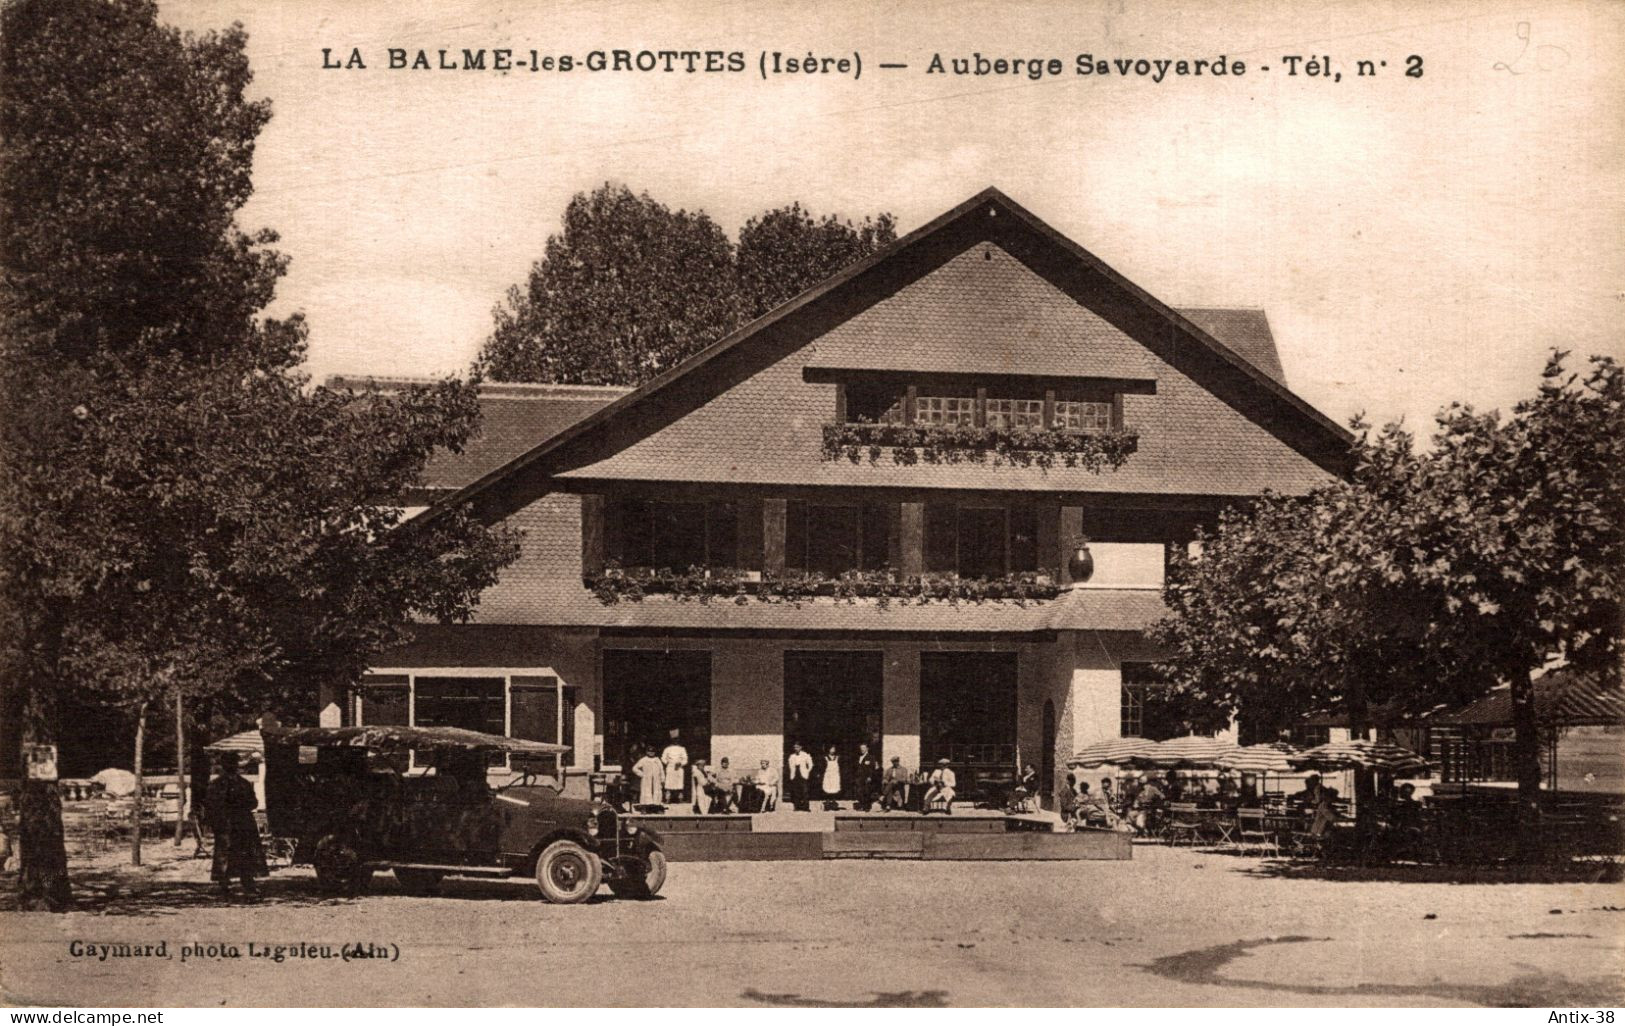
16, 681, 70, 911
1345, 668, 1375, 820
172, 692, 186, 846
187, 719, 211, 853
1509, 664, 1544, 859
131, 701, 147, 866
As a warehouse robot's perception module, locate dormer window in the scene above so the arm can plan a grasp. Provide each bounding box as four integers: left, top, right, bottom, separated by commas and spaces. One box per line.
818, 371, 1145, 471
986, 398, 1044, 431
1055, 400, 1113, 434
916, 395, 975, 426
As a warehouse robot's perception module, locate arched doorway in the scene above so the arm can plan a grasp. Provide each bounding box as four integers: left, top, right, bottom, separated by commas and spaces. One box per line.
1041, 699, 1056, 810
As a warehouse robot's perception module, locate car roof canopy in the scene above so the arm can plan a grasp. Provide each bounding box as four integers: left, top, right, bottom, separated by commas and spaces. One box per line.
264, 725, 569, 755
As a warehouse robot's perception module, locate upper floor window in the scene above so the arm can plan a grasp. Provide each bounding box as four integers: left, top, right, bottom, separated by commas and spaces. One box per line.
785, 500, 889, 575
925, 502, 1039, 579
1055, 400, 1113, 434
619, 497, 737, 570
837, 379, 1122, 433
985, 398, 1045, 431
916, 395, 975, 426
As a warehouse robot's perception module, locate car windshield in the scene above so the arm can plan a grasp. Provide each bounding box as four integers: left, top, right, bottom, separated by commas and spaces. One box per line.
495, 768, 561, 793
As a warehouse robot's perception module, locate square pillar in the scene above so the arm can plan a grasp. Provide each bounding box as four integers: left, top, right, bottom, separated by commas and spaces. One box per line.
763, 499, 787, 576
898, 502, 924, 576
882, 646, 920, 773
709, 646, 783, 777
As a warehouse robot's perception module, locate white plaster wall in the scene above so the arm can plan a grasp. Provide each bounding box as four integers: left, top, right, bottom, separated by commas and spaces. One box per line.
710, 644, 784, 774
1076, 542, 1164, 590
882, 646, 922, 773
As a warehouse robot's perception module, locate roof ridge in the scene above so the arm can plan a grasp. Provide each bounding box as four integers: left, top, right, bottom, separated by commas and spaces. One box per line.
326, 374, 633, 399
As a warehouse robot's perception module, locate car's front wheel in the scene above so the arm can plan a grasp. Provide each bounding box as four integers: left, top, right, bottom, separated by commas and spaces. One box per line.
609, 850, 667, 900
534, 840, 602, 904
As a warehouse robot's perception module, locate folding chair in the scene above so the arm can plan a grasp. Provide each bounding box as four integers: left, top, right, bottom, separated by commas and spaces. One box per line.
1164, 803, 1203, 847
1236, 808, 1279, 857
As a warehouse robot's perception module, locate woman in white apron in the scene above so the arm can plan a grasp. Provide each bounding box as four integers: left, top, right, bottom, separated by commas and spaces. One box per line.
820, 746, 842, 811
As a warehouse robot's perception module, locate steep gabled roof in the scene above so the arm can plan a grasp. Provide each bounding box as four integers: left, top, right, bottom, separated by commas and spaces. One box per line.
423, 187, 1353, 525
1177, 308, 1286, 385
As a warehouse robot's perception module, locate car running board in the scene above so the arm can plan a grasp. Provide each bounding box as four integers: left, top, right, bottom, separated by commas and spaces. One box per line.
372, 862, 515, 877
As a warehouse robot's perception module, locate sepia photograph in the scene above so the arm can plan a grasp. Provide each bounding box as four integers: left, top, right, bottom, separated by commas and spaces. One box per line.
1, 0, 1622, 1014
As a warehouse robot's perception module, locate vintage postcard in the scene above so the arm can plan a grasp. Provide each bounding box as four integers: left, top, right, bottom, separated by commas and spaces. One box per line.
1, 0, 1621, 1014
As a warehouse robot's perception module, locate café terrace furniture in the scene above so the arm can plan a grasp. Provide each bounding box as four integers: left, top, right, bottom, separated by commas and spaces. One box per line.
1234, 808, 1279, 856
1197, 806, 1239, 847
1163, 802, 1204, 846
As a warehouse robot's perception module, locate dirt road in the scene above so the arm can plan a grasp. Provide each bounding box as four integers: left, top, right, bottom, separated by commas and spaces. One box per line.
3, 845, 1622, 1007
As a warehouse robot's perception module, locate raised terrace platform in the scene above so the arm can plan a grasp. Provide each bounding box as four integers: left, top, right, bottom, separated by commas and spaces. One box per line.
624, 809, 1133, 862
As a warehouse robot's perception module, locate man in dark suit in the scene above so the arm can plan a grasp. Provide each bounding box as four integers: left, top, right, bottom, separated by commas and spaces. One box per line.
853, 743, 880, 811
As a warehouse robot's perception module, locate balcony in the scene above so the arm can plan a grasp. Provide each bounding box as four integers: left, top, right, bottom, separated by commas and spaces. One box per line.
586, 562, 1062, 607
821, 421, 1138, 471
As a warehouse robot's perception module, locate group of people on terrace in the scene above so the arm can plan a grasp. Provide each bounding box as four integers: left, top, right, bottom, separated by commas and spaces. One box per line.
625, 733, 959, 815
1058, 765, 1426, 843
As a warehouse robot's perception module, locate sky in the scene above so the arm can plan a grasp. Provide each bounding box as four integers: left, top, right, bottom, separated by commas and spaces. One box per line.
156, 0, 1625, 435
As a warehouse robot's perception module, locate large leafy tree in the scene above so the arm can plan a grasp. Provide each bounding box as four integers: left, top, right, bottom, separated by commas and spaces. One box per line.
1149, 442, 1483, 744
735, 203, 896, 321
0, 0, 517, 909
1151, 353, 1622, 850
1392, 353, 1623, 842
480, 185, 740, 385
479, 187, 897, 386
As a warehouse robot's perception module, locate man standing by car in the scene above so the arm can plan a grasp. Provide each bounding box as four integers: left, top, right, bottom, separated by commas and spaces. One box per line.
661, 730, 689, 806
206, 751, 267, 900
632, 745, 664, 810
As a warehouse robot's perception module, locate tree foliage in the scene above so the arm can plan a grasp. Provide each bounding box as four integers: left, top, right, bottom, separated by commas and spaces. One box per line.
1151, 352, 1623, 845
0, 0, 518, 909
479, 185, 897, 385
735, 203, 897, 321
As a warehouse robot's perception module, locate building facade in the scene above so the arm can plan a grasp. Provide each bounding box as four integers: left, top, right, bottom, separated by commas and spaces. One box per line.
323, 187, 1352, 802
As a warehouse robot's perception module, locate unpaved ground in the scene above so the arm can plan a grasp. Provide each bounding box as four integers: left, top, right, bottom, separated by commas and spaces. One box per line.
2, 844, 1622, 1007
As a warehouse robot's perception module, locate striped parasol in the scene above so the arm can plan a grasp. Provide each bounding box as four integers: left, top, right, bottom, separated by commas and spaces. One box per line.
1289, 739, 1429, 774
1147, 735, 1241, 767
205, 730, 265, 754
1215, 742, 1301, 774
1067, 736, 1160, 768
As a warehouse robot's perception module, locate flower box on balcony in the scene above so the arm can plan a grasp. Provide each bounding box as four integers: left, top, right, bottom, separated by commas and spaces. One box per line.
820, 421, 1138, 471
585, 563, 1062, 607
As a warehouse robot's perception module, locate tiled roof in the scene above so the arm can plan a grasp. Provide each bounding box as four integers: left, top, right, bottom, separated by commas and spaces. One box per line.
1176, 309, 1286, 386
424, 387, 626, 489
384, 308, 1283, 495
1431, 671, 1625, 727
551, 245, 1334, 495
423, 187, 1353, 528
361, 308, 1284, 496
325, 377, 628, 490
800, 249, 1285, 386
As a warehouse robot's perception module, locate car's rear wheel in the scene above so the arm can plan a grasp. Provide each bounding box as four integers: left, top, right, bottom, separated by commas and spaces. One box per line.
392, 868, 443, 896
534, 840, 602, 904
313, 834, 373, 896
609, 850, 667, 900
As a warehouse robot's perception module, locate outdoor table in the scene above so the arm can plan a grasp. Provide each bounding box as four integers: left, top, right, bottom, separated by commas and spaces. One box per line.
1263, 811, 1310, 852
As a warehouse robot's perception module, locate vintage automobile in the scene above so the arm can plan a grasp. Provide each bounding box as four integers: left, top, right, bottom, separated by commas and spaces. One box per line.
262, 725, 664, 903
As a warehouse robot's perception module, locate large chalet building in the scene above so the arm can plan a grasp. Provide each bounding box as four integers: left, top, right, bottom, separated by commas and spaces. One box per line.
324, 187, 1352, 802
